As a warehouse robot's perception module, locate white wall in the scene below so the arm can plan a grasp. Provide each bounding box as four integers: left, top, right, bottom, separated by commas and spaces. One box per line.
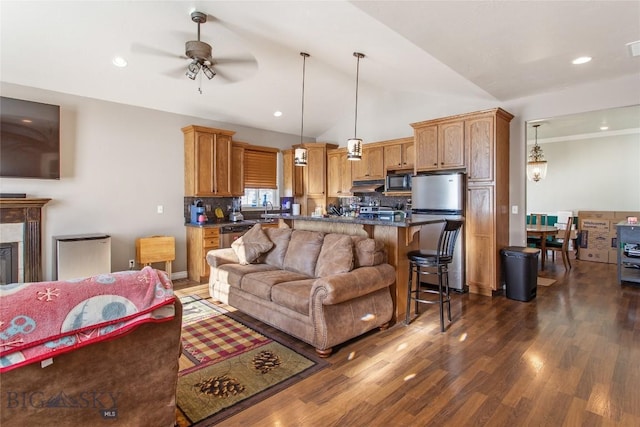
0, 83, 303, 280
504, 73, 640, 246
527, 133, 640, 214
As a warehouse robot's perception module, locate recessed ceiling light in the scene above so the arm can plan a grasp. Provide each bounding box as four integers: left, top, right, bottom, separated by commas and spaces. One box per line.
572, 56, 592, 65
600, 125, 609, 131
273, 111, 283, 117
112, 56, 127, 67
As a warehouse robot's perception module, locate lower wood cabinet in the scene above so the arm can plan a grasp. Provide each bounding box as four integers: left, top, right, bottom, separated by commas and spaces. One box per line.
186, 226, 220, 283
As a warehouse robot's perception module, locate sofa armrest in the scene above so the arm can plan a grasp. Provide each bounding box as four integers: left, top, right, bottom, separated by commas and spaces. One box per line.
206, 248, 239, 268
311, 263, 396, 305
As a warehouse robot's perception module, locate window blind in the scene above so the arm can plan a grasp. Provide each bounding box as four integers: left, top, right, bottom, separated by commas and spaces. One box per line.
244, 147, 278, 189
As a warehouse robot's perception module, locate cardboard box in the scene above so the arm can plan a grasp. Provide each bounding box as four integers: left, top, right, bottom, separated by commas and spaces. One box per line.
578, 211, 616, 220
577, 211, 640, 264
580, 248, 610, 263
578, 216, 611, 263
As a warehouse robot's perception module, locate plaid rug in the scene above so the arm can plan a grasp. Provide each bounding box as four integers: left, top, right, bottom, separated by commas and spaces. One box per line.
176, 295, 328, 426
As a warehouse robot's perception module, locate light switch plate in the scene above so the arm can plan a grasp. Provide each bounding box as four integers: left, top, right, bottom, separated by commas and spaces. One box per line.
511, 205, 518, 214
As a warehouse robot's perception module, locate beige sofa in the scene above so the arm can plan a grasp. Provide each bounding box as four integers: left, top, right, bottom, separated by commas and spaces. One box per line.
207, 226, 395, 356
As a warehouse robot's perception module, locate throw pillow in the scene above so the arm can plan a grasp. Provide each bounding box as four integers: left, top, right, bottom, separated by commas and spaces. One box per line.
231, 224, 274, 265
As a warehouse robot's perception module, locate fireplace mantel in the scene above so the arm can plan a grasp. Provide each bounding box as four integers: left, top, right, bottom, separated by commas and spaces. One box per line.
0, 198, 51, 282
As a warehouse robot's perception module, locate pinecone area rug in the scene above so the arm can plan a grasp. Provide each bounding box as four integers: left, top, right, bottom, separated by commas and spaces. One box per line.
175, 295, 329, 426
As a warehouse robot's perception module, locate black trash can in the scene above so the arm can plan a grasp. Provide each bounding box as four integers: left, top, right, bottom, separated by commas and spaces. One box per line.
500, 246, 540, 302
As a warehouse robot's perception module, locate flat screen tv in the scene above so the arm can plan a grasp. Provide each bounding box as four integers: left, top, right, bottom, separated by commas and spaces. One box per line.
0, 96, 60, 179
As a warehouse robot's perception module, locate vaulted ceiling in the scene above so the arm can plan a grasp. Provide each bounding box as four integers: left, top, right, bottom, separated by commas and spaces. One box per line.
1, 1, 638, 140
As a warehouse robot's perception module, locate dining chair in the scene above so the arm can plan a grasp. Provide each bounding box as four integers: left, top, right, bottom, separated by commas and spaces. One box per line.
539, 216, 574, 270
527, 213, 547, 246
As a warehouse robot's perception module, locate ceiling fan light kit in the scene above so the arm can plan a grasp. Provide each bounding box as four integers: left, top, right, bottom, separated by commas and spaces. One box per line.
347, 52, 365, 161
185, 11, 216, 81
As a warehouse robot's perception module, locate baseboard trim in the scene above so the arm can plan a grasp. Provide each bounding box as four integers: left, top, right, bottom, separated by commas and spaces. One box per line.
171, 271, 188, 280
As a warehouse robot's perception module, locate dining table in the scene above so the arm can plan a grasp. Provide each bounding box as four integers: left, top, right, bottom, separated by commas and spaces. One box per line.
526, 225, 559, 270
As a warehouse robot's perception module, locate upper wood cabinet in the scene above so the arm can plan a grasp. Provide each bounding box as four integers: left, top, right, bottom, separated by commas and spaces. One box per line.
230, 141, 245, 197
412, 121, 464, 172
351, 145, 384, 180
305, 145, 327, 196
383, 137, 414, 171
282, 149, 303, 197
182, 125, 235, 197
327, 148, 353, 197
466, 115, 495, 182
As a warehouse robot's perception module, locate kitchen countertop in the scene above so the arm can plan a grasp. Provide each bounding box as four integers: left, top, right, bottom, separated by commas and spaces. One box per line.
185, 213, 464, 229
271, 213, 464, 228
184, 219, 268, 228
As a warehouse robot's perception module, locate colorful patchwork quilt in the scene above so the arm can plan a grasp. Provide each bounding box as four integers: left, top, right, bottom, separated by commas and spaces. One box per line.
0, 267, 175, 373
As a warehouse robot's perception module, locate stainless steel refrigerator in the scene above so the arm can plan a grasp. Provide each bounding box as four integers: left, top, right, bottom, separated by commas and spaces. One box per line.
411, 173, 466, 291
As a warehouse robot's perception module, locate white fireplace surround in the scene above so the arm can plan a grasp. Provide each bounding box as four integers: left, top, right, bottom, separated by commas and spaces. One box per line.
0, 223, 25, 282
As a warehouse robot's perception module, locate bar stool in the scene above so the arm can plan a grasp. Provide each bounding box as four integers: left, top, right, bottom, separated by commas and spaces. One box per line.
405, 219, 464, 332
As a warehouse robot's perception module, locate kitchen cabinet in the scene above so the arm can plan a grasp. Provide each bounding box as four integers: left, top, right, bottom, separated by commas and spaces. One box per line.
351, 145, 384, 180
412, 121, 465, 172
327, 148, 352, 197
383, 137, 414, 171
282, 149, 304, 197
183, 125, 235, 197
291, 143, 337, 215
617, 223, 640, 285
466, 116, 496, 182
230, 141, 245, 196
464, 109, 513, 295
305, 145, 327, 196
186, 226, 220, 283
411, 108, 512, 295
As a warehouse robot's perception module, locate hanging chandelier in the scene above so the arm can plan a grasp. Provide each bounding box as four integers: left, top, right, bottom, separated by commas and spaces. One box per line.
527, 124, 548, 182
347, 52, 365, 161
294, 52, 310, 166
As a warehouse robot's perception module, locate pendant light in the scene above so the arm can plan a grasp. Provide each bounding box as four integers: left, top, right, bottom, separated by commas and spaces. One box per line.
347, 52, 365, 160
527, 124, 548, 182
294, 52, 310, 166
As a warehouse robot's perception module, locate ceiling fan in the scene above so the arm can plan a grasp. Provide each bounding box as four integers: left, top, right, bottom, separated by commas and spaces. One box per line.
130, 11, 257, 89
185, 11, 216, 80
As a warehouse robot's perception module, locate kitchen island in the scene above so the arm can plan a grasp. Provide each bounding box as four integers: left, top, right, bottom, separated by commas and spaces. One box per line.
268, 214, 462, 323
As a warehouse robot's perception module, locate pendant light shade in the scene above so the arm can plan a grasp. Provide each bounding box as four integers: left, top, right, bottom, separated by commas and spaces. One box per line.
294, 52, 310, 166
347, 52, 365, 161
527, 124, 548, 182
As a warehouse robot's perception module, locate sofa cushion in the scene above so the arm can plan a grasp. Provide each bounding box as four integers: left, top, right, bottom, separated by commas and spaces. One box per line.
271, 280, 315, 315
231, 224, 274, 265
216, 263, 280, 288
283, 230, 325, 277
351, 236, 387, 267
241, 270, 311, 301
258, 227, 293, 268
315, 234, 354, 277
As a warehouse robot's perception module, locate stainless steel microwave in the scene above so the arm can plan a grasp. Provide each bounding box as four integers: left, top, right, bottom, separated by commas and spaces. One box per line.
386, 172, 411, 191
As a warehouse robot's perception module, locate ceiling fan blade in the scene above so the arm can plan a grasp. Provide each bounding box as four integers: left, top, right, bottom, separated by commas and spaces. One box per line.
163, 65, 189, 79
130, 42, 183, 59
213, 55, 258, 67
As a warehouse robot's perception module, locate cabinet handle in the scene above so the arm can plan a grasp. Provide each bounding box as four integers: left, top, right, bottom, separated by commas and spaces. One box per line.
433, 163, 437, 166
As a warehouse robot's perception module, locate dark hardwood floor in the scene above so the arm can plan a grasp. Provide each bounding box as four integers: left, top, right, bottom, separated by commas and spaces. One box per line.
175, 255, 640, 426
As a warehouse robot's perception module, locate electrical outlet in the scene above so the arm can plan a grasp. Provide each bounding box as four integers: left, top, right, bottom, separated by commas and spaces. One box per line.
129, 259, 135, 269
